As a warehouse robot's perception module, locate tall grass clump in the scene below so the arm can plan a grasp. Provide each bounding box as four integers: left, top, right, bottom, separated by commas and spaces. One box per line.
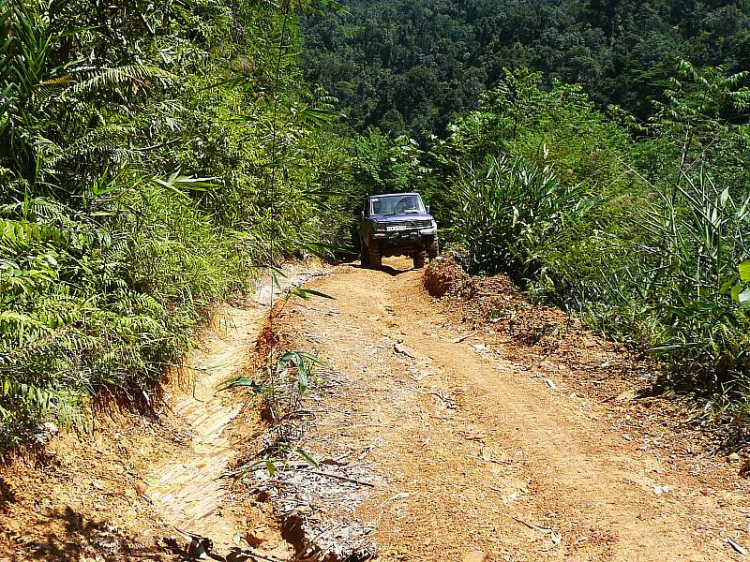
439, 64, 750, 417
0, 0, 351, 449
449, 155, 591, 280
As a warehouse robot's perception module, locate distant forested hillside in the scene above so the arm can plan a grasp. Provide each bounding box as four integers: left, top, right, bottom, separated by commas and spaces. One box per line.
302, 0, 750, 137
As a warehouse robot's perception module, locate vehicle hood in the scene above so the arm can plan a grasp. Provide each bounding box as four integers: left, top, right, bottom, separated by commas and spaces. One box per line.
370, 213, 435, 222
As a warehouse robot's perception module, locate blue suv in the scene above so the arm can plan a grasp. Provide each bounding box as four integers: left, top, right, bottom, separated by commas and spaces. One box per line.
359, 193, 439, 269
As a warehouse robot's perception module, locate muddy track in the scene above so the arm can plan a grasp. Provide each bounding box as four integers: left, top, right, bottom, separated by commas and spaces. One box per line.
276, 259, 750, 561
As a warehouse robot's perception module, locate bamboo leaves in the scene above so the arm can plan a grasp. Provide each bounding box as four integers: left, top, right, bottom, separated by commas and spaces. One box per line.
728, 261, 750, 306
0, 0, 350, 450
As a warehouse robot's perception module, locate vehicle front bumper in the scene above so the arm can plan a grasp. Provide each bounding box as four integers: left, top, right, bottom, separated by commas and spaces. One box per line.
371, 227, 437, 240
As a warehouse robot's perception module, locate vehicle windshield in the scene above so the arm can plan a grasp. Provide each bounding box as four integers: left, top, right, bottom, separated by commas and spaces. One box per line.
369, 194, 425, 216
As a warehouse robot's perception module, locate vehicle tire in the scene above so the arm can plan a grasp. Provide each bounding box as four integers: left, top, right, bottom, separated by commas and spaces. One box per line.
360, 238, 370, 267
427, 238, 439, 261
413, 251, 427, 269
368, 243, 382, 270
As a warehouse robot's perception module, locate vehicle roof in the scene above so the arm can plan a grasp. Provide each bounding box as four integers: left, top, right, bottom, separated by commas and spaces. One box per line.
367, 193, 420, 198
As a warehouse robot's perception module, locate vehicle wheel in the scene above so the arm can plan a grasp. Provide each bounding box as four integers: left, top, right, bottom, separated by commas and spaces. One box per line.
360, 238, 370, 267
368, 243, 382, 270
413, 251, 427, 269
427, 239, 439, 261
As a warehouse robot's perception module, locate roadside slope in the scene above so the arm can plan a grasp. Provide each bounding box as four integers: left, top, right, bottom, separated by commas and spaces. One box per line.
0, 262, 327, 561
276, 260, 750, 561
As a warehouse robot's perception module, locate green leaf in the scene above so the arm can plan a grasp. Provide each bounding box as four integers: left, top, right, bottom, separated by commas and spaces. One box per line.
296, 448, 319, 468
720, 279, 736, 295
288, 287, 335, 301
298, 367, 308, 394
739, 261, 750, 283
219, 377, 266, 393
265, 460, 276, 477
152, 171, 218, 199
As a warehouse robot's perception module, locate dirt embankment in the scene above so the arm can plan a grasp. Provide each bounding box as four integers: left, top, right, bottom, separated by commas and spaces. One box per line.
0, 263, 328, 561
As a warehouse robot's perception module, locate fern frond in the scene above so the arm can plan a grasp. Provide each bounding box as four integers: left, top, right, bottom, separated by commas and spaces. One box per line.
70, 64, 179, 96
47, 125, 136, 168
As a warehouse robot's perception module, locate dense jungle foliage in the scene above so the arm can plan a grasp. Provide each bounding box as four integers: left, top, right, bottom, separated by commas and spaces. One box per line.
302, 0, 750, 432
0, 0, 355, 448
303, 0, 750, 138
433, 66, 750, 425
2, 0, 750, 449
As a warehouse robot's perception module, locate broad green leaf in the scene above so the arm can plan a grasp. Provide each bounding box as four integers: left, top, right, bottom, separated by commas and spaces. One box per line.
739, 261, 750, 283
296, 448, 319, 468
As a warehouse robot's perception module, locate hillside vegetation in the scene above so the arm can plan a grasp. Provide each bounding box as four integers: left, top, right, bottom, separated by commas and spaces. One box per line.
1, 0, 750, 450
0, 0, 353, 448
303, 0, 750, 137
434, 67, 750, 423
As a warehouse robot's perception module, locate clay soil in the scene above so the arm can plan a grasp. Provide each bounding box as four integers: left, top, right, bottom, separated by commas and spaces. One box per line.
2, 257, 750, 561
269, 257, 750, 561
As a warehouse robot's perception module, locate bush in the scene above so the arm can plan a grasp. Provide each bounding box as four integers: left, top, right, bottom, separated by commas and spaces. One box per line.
439, 64, 750, 406
0, 0, 353, 449
448, 155, 592, 281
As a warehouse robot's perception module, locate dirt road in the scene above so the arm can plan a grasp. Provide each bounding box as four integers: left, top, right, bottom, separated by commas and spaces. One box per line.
3, 258, 749, 561
278, 259, 750, 561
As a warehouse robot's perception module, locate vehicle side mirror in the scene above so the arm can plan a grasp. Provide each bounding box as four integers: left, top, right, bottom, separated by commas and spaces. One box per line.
426, 206, 431, 213
360, 211, 365, 220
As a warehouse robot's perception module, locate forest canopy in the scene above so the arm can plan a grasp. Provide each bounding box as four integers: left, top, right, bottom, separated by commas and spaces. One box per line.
303, 0, 750, 137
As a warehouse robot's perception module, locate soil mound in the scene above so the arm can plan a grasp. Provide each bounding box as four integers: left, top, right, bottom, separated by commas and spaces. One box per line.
423, 256, 475, 297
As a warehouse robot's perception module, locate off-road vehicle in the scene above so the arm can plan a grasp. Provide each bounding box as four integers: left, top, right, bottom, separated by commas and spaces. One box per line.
359, 192, 438, 269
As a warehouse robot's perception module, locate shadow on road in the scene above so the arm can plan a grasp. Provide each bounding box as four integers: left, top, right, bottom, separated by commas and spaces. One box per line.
14, 506, 165, 561
350, 263, 414, 277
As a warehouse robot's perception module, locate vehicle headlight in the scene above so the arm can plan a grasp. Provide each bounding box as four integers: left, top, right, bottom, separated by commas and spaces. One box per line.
374, 223, 388, 232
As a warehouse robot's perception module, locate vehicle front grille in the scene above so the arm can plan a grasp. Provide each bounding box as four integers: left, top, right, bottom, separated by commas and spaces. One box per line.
387, 220, 432, 229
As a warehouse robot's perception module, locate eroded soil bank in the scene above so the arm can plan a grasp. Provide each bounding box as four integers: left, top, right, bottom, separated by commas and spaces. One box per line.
0, 263, 328, 561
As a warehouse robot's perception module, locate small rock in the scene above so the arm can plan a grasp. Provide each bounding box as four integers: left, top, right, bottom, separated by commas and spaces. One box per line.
616, 389, 639, 402
463, 552, 489, 562
728, 453, 741, 462
243, 531, 266, 548
653, 485, 673, 495
394, 343, 414, 358
134, 481, 148, 496
43, 422, 59, 435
